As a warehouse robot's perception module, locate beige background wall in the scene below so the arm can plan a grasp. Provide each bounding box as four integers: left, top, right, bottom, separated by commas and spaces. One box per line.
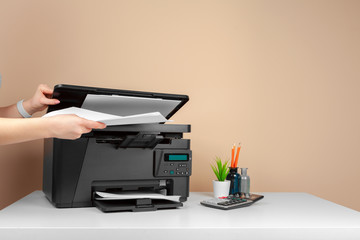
0, 0, 359, 211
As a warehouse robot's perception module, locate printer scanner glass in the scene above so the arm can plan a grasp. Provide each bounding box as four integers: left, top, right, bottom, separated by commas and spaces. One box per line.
81, 94, 181, 117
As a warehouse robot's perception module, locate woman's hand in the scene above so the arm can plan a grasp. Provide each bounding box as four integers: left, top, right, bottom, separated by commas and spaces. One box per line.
46, 115, 107, 139
0, 115, 107, 145
23, 84, 60, 115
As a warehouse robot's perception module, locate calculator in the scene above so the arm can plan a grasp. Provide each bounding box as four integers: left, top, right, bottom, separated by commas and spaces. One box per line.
200, 194, 264, 210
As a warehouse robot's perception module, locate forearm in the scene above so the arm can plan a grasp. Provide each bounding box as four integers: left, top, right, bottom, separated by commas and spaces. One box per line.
0, 104, 22, 118
0, 99, 38, 118
0, 117, 53, 145
0, 100, 36, 118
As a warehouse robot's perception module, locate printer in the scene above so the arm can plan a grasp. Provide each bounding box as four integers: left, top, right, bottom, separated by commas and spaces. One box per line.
43, 84, 192, 212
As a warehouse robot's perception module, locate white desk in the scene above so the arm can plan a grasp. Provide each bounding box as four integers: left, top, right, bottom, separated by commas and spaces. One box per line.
0, 191, 359, 240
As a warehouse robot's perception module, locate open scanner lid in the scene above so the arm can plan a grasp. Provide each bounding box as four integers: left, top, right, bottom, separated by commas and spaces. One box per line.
47, 84, 189, 120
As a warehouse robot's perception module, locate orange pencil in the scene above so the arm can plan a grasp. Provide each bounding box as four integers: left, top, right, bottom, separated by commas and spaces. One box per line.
234, 144, 241, 167
231, 144, 235, 168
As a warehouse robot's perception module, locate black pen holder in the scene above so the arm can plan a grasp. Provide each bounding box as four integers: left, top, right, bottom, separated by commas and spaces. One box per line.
226, 167, 240, 195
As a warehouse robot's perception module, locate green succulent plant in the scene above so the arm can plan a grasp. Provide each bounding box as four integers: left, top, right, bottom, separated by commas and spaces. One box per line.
211, 157, 230, 181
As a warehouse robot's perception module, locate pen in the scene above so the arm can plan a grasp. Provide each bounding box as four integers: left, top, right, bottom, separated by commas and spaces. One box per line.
231, 144, 235, 168
234, 143, 241, 168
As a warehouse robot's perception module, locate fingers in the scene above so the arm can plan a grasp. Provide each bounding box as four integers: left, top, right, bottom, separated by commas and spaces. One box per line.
36, 84, 60, 106
40, 97, 60, 106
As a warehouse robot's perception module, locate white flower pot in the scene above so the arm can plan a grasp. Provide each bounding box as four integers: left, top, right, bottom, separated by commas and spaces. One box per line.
212, 180, 230, 198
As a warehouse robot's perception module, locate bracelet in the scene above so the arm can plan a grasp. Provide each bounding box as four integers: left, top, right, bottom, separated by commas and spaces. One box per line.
17, 100, 32, 118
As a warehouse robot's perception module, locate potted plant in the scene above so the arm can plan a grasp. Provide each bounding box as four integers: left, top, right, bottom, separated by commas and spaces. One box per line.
211, 157, 231, 198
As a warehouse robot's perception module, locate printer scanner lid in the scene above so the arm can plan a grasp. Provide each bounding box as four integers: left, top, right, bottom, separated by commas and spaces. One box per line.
47, 84, 189, 120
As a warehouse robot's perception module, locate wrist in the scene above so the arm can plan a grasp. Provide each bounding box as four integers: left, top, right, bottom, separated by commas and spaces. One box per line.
42, 117, 57, 138
23, 99, 39, 116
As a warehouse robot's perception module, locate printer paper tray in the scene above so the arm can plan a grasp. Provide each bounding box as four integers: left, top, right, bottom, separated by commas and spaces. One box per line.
93, 199, 183, 213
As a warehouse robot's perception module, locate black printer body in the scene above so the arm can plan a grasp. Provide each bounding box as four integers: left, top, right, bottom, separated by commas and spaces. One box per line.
43, 85, 191, 212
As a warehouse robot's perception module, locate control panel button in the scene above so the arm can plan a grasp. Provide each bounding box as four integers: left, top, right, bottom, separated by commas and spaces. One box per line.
163, 170, 168, 173
170, 170, 174, 175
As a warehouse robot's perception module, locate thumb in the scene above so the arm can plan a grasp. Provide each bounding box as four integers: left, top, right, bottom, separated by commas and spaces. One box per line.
82, 119, 107, 129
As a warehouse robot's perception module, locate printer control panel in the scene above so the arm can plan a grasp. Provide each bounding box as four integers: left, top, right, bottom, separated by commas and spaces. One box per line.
154, 150, 192, 177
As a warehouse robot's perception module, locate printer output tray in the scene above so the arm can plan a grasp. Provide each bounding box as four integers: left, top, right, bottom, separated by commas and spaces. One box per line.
94, 199, 183, 213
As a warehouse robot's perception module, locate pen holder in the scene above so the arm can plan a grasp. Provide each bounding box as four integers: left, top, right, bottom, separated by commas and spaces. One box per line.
226, 167, 240, 195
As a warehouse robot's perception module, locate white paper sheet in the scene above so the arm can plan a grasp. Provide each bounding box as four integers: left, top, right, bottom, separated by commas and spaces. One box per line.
95, 191, 181, 202
42, 107, 169, 126
81, 94, 181, 117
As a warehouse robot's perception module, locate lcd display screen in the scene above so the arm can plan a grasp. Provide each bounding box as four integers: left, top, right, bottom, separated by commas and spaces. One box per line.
165, 154, 189, 161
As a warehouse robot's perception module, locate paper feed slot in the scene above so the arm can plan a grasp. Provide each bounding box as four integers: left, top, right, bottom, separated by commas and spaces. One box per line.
93, 191, 182, 213
91, 180, 184, 212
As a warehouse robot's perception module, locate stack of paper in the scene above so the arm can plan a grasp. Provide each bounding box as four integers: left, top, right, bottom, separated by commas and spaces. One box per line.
43, 107, 169, 126
95, 191, 181, 202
